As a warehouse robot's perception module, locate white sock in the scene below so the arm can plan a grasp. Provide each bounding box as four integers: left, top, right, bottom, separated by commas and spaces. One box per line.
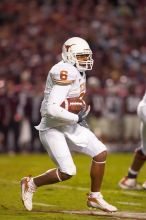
128, 168, 138, 175
90, 192, 101, 198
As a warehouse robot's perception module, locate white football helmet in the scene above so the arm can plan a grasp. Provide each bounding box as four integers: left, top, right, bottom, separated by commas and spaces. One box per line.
62, 37, 94, 72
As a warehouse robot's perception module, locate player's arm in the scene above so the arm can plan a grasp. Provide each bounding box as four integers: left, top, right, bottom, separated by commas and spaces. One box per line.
46, 64, 90, 124
47, 83, 79, 124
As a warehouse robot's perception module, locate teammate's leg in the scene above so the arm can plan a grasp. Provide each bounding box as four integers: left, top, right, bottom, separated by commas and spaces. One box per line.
119, 122, 146, 190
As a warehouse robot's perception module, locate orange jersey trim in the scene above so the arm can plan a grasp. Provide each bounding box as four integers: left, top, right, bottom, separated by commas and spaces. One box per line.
51, 76, 74, 85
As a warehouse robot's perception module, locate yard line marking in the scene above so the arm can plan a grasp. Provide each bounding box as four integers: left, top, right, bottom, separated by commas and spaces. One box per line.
51, 184, 89, 191
0, 178, 146, 197
33, 202, 56, 207
0, 178, 146, 218
32, 209, 146, 219
0, 178, 89, 191
104, 189, 146, 197
0, 179, 18, 184
34, 201, 143, 209
120, 190, 146, 197
51, 186, 146, 197
117, 201, 141, 206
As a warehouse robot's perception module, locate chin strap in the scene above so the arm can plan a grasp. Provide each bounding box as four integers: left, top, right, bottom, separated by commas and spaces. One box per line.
92, 159, 106, 164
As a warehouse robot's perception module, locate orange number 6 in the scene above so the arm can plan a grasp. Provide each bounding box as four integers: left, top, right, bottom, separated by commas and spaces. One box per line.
60, 70, 68, 80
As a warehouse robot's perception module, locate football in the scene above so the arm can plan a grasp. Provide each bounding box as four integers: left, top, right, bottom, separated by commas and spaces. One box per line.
61, 97, 86, 114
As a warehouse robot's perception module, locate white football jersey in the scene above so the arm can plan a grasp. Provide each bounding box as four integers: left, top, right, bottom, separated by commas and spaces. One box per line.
36, 61, 86, 130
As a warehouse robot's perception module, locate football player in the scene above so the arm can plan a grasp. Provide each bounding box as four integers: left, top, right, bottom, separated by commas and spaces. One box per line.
119, 91, 146, 190
21, 37, 117, 212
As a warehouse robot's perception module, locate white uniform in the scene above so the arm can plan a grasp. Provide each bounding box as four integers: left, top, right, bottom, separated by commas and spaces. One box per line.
137, 91, 146, 155
36, 61, 106, 175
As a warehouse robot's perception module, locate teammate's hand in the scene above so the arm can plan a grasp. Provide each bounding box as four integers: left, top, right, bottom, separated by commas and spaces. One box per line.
78, 105, 90, 123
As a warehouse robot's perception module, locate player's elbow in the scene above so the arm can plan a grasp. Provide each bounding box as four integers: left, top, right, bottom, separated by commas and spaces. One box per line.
47, 103, 65, 118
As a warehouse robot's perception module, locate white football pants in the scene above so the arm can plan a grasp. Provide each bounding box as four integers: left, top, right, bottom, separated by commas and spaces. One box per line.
39, 124, 107, 175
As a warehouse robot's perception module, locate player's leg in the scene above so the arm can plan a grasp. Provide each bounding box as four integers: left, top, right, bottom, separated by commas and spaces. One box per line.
90, 150, 107, 192
66, 125, 117, 212
33, 129, 76, 185
118, 148, 146, 190
128, 121, 146, 176
21, 128, 76, 211
119, 122, 146, 190
119, 123, 146, 190
85, 132, 117, 212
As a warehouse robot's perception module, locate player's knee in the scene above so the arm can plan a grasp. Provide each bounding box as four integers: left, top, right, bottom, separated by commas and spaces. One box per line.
61, 164, 77, 176
93, 150, 107, 162
59, 171, 73, 181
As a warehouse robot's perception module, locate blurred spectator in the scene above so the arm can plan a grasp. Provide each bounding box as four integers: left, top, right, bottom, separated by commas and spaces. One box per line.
103, 77, 124, 143
5, 79, 22, 153
0, 79, 7, 152
29, 79, 44, 152
86, 76, 107, 141
17, 70, 33, 153
123, 82, 141, 144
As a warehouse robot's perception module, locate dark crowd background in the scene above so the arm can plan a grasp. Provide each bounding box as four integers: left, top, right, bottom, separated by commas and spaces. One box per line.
0, 0, 146, 154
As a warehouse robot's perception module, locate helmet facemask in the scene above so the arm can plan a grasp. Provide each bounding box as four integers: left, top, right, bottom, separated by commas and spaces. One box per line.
75, 52, 93, 72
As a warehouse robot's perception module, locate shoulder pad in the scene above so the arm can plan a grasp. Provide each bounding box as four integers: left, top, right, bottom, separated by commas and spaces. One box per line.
50, 62, 78, 85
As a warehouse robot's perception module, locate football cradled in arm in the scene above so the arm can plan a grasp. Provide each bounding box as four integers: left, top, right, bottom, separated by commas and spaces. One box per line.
60, 97, 87, 114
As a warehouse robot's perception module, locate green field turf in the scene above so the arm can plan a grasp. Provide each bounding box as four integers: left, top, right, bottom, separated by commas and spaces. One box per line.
0, 153, 146, 220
